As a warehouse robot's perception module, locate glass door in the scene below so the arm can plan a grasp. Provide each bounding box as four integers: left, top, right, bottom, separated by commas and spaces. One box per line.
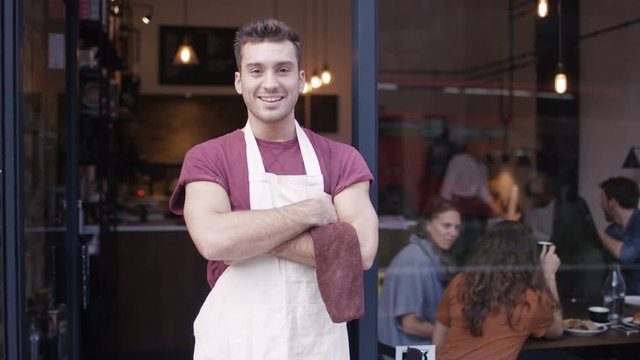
21, 0, 79, 358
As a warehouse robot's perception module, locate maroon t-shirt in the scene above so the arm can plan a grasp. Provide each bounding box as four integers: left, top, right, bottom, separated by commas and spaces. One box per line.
169, 127, 373, 286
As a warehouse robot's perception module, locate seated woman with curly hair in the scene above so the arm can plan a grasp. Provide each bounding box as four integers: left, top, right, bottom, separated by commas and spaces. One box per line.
433, 221, 564, 360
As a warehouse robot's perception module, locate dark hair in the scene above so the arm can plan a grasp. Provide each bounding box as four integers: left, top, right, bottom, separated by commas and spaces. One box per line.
458, 221, 558, 337
415, 196, 460, 238
599, 176, 640, 209
233, 18, 302, 71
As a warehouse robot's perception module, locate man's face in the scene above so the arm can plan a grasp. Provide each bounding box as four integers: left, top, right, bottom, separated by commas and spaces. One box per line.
234, 41, 305, 125
600, 191, 614, 222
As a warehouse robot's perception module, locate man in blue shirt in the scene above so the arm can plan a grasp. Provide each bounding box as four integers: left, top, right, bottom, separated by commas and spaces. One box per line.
598, 176, 640, 294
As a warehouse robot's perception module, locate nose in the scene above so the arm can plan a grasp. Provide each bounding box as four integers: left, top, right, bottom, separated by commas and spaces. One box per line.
262, 70, 278, 89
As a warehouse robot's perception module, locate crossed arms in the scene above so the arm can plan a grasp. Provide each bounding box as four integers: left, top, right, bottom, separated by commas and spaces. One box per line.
183, 180, 379, 270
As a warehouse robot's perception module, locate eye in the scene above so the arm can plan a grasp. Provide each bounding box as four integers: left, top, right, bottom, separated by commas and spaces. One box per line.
248, 68, 262, 75
278, 67, 291, 74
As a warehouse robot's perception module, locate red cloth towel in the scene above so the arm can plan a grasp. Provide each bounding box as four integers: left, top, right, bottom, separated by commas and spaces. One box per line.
310, 222, 364, 323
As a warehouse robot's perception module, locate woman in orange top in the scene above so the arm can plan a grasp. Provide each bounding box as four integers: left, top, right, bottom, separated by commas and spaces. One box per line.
433, 221, 564, 360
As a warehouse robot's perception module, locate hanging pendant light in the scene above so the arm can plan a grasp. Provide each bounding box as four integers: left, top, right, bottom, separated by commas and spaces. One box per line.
554, 0, 567, 94
173, 37, 198, 65
173, 0, 199, 65
320, 0, 332, 84
310, 72, 322, 89
622, 147, 640, 169
554, 63, 567, 94
537, 0, 549, 18
309, 0, 322, 89
321, 65, 332, 85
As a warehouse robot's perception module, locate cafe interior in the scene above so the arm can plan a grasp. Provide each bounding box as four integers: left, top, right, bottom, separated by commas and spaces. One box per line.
3, 0, 640, 359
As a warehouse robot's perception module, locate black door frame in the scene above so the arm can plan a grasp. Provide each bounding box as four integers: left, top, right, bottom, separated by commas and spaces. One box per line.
64, 0, 83, 358
2, 0, 83, 358
2, 0, 27, 357
352, 1, 378, 359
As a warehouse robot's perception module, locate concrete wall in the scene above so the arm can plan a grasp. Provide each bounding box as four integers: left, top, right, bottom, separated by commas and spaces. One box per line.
378, 0, 537, 152
579, 0, 640, 228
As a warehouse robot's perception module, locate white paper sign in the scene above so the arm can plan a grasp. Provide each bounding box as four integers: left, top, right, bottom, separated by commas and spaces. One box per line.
48, 33, 65, 69
395, 345, 436, 360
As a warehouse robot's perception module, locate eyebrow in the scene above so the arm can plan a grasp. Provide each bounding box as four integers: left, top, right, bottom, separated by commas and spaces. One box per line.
244, 61, 296, 68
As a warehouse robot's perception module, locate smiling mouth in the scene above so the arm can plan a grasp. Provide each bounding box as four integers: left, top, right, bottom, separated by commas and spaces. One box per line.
259, 96, 284, 103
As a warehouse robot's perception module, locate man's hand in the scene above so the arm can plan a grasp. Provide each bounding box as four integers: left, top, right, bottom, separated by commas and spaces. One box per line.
269, 181, 378, 270
301, 192, 338, 227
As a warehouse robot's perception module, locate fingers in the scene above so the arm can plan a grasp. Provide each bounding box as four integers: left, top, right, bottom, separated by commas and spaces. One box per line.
308, 192, 338, 226
540, 245, 561, 275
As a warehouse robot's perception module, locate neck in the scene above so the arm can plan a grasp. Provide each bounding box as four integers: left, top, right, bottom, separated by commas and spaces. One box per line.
616, 208, 635, 228
248, 117, 296, 142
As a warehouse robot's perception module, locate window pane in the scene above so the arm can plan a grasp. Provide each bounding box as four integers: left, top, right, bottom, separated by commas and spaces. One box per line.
378, 1, 639, 357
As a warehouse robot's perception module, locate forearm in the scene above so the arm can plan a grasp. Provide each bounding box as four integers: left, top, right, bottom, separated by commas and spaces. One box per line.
599, 231, 623, 259
269, 231, 316, 266
432, 322, 449, 347
333, 182, 379, 270
544, 274, 564, 339
401, 314, 435, 339
188, 199, 317, 261
486, 197, 504, 216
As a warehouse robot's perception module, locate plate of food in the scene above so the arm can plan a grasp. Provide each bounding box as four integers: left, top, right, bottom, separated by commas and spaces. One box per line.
625, 295, 640, 307
622, 313, 640, 328
563, 318, 608, 336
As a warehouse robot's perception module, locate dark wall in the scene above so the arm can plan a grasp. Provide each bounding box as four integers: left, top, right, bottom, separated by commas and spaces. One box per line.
535, 0, 580, 193
124, 95, 247, 165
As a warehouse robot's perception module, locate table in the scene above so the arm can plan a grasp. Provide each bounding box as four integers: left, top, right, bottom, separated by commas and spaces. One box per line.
523, 298, 640, 350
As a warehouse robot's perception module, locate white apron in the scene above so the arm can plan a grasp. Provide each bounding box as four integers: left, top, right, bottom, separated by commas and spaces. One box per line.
193, 121, 349, 360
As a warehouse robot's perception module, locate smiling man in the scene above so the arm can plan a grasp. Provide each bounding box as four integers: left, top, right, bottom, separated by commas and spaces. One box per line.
169, 19, 378, 359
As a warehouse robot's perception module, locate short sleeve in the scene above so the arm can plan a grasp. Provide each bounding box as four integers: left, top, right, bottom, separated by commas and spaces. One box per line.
435, 274, 461, 326
619, 240, 640, 263
528, 292, 555, 338
386, 263, 428, 322
334, 147, 373, 195
169, 143, 228, 215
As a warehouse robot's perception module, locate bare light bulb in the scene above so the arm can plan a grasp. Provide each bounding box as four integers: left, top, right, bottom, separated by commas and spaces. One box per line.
321, 69, 332, 84
180, 48, 191, 63
311, 74, 322, 89
554, 72, 567, 94
141, 15, 152, 24
303, 82, 311, 94
173, 41, 199, 65
537, 0, 549, 18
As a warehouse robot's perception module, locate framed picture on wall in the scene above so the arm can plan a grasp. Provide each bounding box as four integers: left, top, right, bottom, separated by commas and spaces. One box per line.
159, 25, 237, 86
307, 95, 339, 133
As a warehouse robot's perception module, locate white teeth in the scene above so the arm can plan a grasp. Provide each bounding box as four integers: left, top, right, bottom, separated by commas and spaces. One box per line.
260, 96, 283, 102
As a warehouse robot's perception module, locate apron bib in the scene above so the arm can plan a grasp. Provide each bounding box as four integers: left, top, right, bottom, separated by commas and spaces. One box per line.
193, 121, 349, 360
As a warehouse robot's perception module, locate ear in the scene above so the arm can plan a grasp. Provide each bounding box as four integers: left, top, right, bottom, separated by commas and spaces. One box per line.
424, 219, 433, 232
298, 70, 306, 92
234, 72, 242, 94
610, 197, 621, 209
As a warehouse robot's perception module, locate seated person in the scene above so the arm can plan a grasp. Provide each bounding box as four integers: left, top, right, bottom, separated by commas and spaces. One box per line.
378, 196, 461, 357
433, 221, 564, 360
524, 175, 608, 300
597, 176, 640, 295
